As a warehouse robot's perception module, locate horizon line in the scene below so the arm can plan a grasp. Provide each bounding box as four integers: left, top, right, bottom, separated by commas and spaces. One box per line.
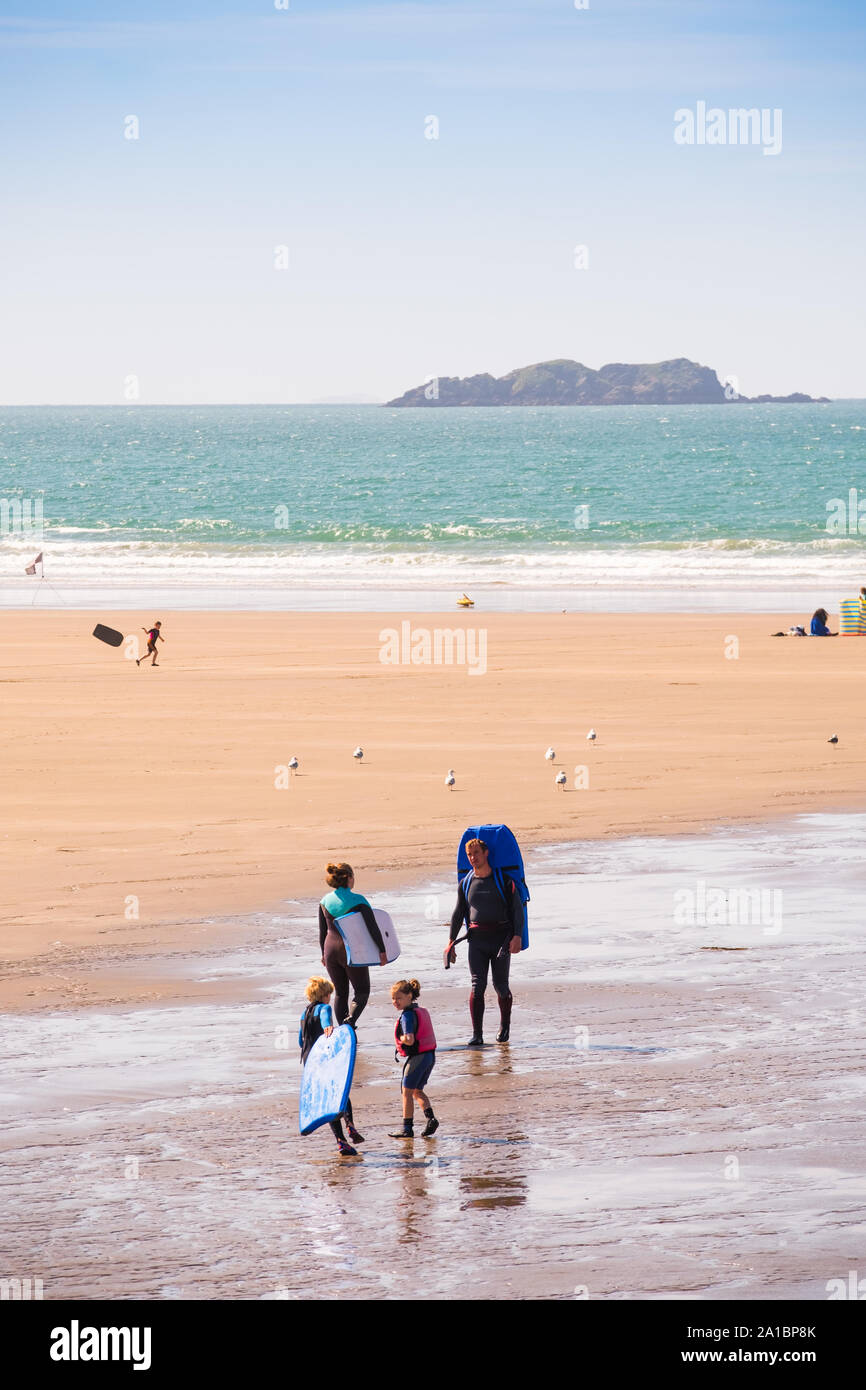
5, 399, 864, 409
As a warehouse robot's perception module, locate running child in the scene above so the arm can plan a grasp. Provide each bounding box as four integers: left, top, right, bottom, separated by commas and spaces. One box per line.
299, 976, 364, 1156
389, 978, 439, 1139
136, 621, 164, 667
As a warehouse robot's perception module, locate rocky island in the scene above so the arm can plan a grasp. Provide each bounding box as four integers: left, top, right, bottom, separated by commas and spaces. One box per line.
385, 358, 829, 407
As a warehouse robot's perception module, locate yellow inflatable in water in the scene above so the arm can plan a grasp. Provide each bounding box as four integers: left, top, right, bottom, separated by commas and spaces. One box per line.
456, 593, 474, 607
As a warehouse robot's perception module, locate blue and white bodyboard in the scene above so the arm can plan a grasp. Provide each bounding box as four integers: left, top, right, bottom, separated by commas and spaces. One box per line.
299, 1023, 357, 1135
334, 907, 400, 966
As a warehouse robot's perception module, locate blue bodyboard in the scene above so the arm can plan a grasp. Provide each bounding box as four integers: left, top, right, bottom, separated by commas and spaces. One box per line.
299, 1023, 357, 1135
457, 823, 530, 950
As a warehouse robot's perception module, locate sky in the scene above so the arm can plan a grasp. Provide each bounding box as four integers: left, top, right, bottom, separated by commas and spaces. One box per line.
0, 0, 864, 403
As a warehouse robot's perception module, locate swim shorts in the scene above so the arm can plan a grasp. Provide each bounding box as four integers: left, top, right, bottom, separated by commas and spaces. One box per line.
401, 1051, 436, 1091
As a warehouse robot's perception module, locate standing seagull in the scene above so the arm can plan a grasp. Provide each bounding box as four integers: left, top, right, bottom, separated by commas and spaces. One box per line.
353, 746, 364, 764
586, 728, 597, 744
545, 747, 556, 762
555, 771, 567, 790
445, 769, 456, 791
288, 756, 299, 777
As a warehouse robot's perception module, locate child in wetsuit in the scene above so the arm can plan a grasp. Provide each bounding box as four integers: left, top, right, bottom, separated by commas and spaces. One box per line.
389, 978, 439, 1139
299, 976, 364, 1156
136, 620, 164, 667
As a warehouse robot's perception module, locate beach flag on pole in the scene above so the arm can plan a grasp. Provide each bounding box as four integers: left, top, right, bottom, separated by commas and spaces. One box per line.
24, 552, 43, 576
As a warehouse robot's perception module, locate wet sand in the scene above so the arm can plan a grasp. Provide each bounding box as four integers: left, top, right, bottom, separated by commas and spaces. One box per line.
2, 609, 865, 1013
2, 818, 864, 1301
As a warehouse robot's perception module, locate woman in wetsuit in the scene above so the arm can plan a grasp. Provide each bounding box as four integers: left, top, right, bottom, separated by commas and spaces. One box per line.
318, 861, 387, 1027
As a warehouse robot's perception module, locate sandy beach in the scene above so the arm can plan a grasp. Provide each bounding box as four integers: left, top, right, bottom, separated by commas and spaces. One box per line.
1, 609, 865, 1012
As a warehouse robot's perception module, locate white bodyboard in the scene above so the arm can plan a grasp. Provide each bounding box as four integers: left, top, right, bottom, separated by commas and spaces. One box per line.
334, 908, 400, 966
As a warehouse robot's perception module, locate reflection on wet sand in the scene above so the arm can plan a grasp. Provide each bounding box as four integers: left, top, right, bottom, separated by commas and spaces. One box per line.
3, 815, 865, 1299
459, 1164, 528, 1212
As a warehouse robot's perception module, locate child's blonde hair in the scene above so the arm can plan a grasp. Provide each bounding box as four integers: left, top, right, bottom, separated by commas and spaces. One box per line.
305, 976, 333, 1004
390, 978, 421, 1001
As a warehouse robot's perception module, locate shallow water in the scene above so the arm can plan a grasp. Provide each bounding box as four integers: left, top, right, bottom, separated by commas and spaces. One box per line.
2, 814, 864, 1300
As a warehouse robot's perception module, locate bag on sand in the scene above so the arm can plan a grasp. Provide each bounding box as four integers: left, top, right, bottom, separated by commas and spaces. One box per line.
840, 600, 860, 635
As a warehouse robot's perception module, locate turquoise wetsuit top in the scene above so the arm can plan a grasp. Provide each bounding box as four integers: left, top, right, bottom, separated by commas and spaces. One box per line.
320, 887, 371, 919
318, 888, 386, 956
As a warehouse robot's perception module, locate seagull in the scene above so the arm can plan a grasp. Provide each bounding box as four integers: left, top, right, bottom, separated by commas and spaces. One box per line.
555, 771, 567, 790
586, 728, 597, 743
545, 747, 556, 762
353, 746, 364, 763
828, 735, 839, 745
288, 756, 299, 775
445, 769, 456, 791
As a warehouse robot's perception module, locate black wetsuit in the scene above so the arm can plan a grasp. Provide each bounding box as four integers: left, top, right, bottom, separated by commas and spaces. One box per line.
318, 901, 386, 1026
450, 872, 523, 1036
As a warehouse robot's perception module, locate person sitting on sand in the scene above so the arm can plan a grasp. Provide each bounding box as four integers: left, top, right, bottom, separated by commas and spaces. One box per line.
299, 976, 364, 1156
810, 608, 835, 636
136, 621, 164, 667
318, 862, 387, 1027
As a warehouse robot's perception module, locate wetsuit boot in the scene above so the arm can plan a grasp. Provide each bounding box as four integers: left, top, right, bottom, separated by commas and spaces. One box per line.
467, 990, 485, 1047
422, 1107, 439, 1137
330, 1119, 357, 1156
496, 991, 513, 1043
389, 1118, 414, 1139
345, 1099, 364, 1144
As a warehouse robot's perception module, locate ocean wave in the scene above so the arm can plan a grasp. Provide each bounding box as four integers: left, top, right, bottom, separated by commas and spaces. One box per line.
2, 537, 865, 592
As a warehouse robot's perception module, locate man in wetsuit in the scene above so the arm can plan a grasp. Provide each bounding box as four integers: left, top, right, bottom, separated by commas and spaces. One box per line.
444, 837, 523, 1047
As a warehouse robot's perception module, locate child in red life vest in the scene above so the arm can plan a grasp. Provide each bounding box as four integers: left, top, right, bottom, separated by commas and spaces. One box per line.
389, 978, 439, 1139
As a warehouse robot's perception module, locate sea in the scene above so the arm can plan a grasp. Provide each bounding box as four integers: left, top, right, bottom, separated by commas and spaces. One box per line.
0, 401, 865, 610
